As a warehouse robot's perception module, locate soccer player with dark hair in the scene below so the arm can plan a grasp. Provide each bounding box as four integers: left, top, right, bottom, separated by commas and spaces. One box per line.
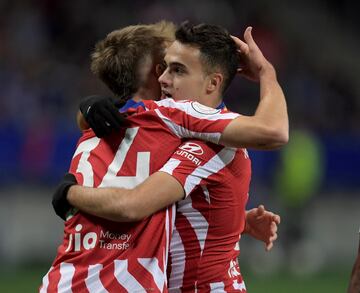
43, 21, 286, 292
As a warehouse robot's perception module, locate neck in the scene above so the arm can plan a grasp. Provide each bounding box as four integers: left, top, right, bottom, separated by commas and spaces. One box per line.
132, 87, 148, 102
196, 93, 222, 108
131, 94, 143, 102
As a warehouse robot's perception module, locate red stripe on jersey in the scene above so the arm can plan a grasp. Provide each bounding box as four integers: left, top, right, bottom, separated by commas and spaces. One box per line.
70, 264, 88, 292
46, 266, 61, 292
100, 262, 126, 292
161, 140, 251, 290
69, 153, 83, 185
173, 211, 202, 291
89, 134, 124, 187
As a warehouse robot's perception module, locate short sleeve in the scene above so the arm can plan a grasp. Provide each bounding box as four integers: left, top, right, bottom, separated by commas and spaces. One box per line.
143, 99, 240, 144
159, 139, 237, 197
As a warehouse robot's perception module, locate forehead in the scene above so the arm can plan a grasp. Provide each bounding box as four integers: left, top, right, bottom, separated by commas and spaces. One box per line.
164, 41, 203, 69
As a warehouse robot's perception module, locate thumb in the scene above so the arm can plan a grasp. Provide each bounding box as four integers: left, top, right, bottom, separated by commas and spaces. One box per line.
243, 27, 254, 44
256, 204, 265, 216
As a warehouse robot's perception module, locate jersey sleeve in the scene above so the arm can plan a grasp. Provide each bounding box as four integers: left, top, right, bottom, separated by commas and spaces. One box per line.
143, 99, 240, 144
159, 139, 237, 197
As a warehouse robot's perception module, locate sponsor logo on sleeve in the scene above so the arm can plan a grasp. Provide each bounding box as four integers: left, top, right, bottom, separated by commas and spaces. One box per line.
179, 142, 204, 155
175, 142, 204, 166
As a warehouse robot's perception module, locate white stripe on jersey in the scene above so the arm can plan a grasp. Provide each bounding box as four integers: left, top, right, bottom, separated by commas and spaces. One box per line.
201, 186, 210, 204
164, 203, 176, 283
154, 109, 222, 144
168, 226, 186, 290
210, 281, 225, 292
138, 258, 165, 291
154, 99, 239, 121
74, 137, 101, 187
85, 264, 109, 293
164, 208, 170, 286
233, 280, 246, 291
40, 266, 53, 293
114, 260, 145, 291
183, 147, 237, 196
58, 262, 75, 293
160, 158, 181, 175
177, 196, 208, 254
99, 127, 147, 188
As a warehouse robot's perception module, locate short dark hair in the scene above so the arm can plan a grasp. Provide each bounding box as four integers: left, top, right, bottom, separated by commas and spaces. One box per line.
175, 22, 239, 94
91, 21, 176, 99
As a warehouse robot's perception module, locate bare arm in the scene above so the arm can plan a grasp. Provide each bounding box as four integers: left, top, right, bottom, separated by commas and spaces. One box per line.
220, 27, 288, 150
67, 172, 184, 222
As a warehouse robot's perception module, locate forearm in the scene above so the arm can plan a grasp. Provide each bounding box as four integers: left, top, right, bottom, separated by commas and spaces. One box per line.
220, 66, 288, 150
67, 172, 184, 222
255, 64, 288, 144
68, 185, 135, 222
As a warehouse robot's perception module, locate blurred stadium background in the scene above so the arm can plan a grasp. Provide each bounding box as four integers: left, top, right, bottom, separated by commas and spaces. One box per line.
0, 0, 359, 292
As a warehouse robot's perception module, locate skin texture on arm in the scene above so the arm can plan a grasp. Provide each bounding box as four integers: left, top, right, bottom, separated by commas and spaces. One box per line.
67, 171, 185, 222
219, 27, 288, 150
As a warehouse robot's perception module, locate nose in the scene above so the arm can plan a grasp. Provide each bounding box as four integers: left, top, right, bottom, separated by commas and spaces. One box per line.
158, 68, 170, 87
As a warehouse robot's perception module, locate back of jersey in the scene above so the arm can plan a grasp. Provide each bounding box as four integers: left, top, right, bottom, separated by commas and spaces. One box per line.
41, 110, 180, 293
40, 98, 239, 293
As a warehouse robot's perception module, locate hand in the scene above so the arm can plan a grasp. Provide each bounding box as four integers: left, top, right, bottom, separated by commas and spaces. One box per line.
244, 205, 280, 251
231, 27, 274, 82
52, 173, 78, 220
79, 95, 127, 138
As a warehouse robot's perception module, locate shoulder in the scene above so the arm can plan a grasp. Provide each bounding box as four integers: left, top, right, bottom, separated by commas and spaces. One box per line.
143, 98, 239, 120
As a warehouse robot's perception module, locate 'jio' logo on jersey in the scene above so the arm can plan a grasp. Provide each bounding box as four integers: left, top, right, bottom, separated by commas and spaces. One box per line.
65, 224, 97, 252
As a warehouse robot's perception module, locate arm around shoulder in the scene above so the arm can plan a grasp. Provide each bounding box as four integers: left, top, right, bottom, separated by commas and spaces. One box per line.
67, 172, 185, 222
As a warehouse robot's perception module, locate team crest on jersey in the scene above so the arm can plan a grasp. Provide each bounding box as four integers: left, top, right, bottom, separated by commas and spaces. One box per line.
191, 102, 220, 115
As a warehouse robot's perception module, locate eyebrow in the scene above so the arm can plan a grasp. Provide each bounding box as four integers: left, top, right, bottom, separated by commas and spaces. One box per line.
168, 62, 187, 70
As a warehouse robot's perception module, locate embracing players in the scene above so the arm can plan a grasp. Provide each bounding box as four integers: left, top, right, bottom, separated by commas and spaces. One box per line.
42, 21, 286, 292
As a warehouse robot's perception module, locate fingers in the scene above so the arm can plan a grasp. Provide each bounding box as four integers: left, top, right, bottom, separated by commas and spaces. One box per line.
244, 26, 262, 54
273, 214, 281, 225
270, 221, 278, 233
265, 242, 273, 252
256, 204, 265, 216
265, 231, 278, 252
231, 35, 249, 55
243, 26, 254, 45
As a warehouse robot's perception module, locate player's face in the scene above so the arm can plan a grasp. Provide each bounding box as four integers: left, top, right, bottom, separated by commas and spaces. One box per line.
158, 41, 209, 103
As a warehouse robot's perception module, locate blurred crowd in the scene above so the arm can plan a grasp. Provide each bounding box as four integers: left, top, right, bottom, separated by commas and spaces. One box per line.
0, 0, 359, 190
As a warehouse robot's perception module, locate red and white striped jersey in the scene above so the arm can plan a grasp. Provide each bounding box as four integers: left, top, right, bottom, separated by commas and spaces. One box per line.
40, 98, 239, 293
160, 140, 251, 292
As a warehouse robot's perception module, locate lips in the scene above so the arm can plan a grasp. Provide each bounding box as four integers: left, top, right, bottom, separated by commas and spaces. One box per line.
161, 89, 172, 98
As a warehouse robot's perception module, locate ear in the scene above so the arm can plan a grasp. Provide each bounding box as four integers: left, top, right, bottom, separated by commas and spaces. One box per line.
206, 73, 223, 94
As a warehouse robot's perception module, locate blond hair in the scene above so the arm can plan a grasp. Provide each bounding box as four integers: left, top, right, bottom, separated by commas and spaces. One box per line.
91, 21, 176, 98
